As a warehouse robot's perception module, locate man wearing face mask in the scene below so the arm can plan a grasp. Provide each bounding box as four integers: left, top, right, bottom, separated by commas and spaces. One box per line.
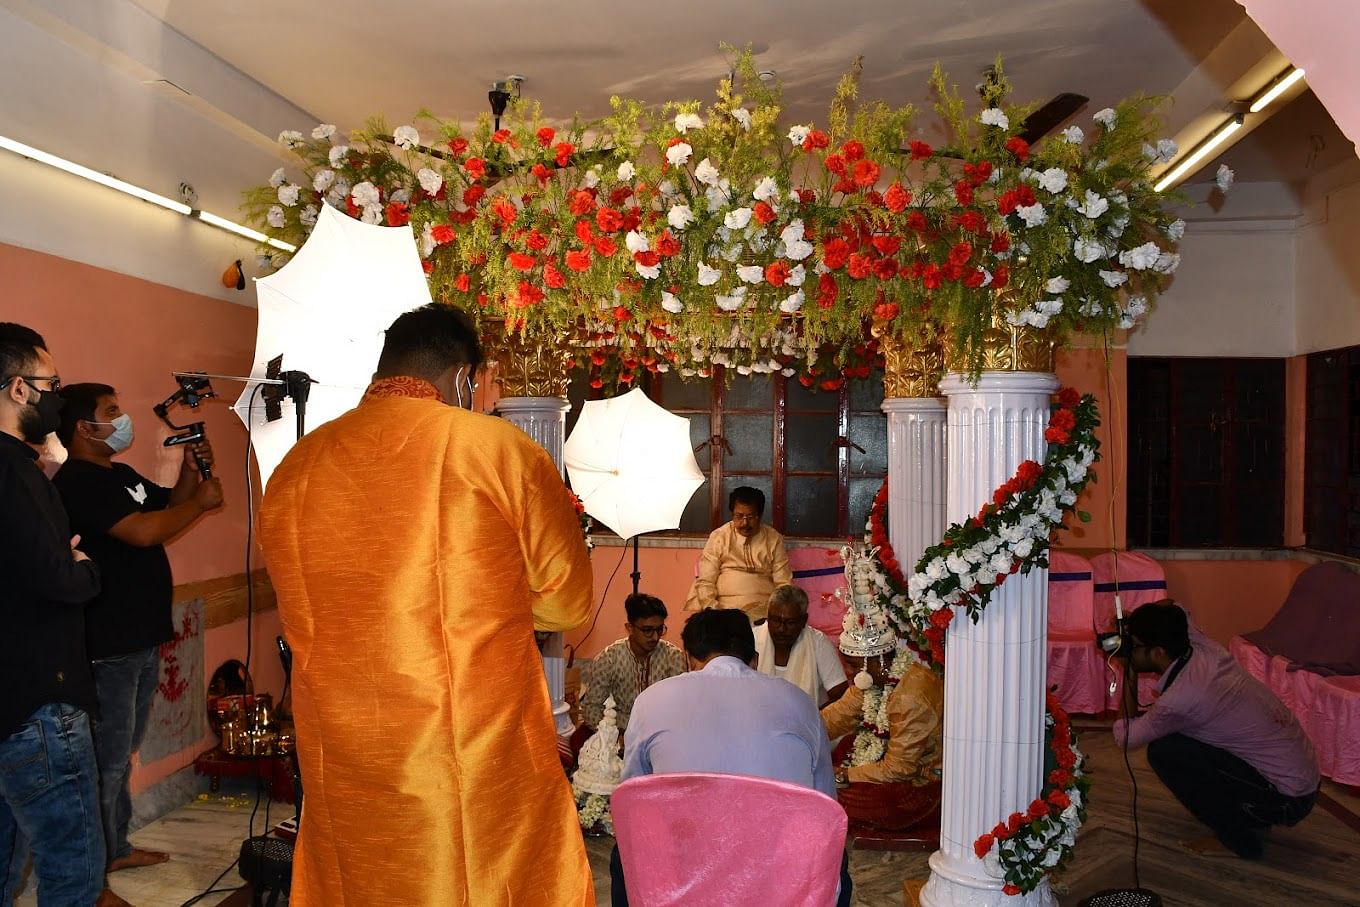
52, 382, 223, 878
258, 303, 595, 906
0, 324, 106, 907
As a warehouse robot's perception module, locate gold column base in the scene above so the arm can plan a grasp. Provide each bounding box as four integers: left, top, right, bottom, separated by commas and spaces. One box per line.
944, 310, 1056, 375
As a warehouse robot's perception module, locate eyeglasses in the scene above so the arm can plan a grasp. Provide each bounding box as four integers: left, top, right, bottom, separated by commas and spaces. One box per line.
7, 375, 61, 392
630, 624, 667, 637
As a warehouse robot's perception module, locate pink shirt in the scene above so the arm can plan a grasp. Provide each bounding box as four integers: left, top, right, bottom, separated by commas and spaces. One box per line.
1113, 627, 1320, 797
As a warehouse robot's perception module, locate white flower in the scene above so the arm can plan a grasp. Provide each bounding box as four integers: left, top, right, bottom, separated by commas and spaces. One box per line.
787, 264, 807, 287
1079, 298, 1103, 317
1037, 168, 1069, 193
661, 291, 684, 314
1106, 215, 1130, 239
277, 184, 300, 207
1093, 108, 1116, 128
635, 260, 660, 280
925, 558, 947, 581
617, 161, 636, 181
1036, 298, 1064, 316
732, 108, 752, 130
328, 145, 350, 167
1156, 138, 1178, 163
1118, 314, 1136, 330
779, 220, 805, 245
779, 290, 805, 313
1099, 269, 1128, 287
584, 167, 601, 189
312, 169, 336, 193
1154, 252, 1181, 274
625, 230, 650, 254
736, 264, 765, 284
419, 222, 435, 257
694, 158, 721, 186
1013, 537, 1035, 559
1125, 295, 1149, 318
715, 287, 747, 311
359, 206, 382, 224
1045, 276, 1070, 295
1118, 241, 1161, 271
392, 125, 420, 150
1076, 190, 1109, 219
1073, 237, 1105, 263
350, 181, 381, 210
268, 167, 287, 188
299, 205, 318, 228
979, 108, 1010, 129
721, 242, 744, 262
1016, 202, 1047, 227
674, 112, 704, 133
724, 207, 753, 230
787, 124, 811, 146
697, 263, 722, 286
753, 176, 780, 202
1061, 125, 1084, 144
266, 205, 285, 228
1165, 218, 1186, 242
277, 130, 304, 149
416, 167, 443, 196
989, 552, 1012, 575
668, 204, 696, 231
1142, 143, 1159, 162
659, 140, 691, 167
311, 124, 336, 140
1216, 164, 1235, 192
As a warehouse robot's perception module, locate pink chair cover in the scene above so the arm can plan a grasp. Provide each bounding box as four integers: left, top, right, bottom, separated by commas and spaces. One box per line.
790, 547, 850, 645
1046, 552, 1107, 714
1092, 552, 1168, 711
1231, 637, 1360, 786
612, 772, 848, 906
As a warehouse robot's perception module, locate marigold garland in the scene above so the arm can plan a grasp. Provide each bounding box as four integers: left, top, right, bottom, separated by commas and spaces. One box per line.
861, 387, 1099, 894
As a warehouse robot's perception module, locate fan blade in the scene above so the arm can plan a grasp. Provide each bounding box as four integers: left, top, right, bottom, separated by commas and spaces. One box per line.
1017, 93, 1089, 144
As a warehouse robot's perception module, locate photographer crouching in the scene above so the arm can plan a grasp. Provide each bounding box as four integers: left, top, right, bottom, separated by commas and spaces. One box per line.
1111, 600, 1319, 859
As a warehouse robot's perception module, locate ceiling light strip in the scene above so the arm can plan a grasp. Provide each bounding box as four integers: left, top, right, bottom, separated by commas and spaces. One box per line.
0, 134, 295, 253
1249, 66, 1306, 114
1154, 116, 1244, 193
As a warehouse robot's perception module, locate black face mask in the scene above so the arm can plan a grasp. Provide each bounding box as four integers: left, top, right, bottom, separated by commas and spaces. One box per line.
17, 383, 64, 444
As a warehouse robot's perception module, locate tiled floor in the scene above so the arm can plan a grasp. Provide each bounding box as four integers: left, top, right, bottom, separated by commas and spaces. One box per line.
18, 725, 1360, 906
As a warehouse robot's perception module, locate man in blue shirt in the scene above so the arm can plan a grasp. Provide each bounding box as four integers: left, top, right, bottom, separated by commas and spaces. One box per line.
613, 608, 848, 906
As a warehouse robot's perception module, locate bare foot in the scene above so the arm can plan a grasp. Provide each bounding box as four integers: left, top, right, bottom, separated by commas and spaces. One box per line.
1180, 835, 1236, 858
108, 848, 169, 872
95, 887, 134, 906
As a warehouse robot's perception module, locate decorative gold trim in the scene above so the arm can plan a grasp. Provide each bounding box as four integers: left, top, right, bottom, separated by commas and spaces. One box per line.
945, 310, 1056, 374
874, 323, 945, 398
481, 323, 574, 398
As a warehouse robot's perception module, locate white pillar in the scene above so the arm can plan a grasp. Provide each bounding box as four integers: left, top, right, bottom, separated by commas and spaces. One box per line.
921, 371, 1058, 907
496, 395, 575, 736
881, 397, 947, 568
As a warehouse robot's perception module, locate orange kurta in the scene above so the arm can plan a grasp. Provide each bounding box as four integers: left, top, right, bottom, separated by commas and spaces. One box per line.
258, 387, 595, 906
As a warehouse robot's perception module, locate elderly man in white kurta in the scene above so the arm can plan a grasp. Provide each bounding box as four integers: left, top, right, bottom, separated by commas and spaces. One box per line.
684, 486, 792, 622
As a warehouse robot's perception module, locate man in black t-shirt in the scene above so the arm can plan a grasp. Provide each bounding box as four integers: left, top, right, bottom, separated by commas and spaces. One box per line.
54, 382, 222, 876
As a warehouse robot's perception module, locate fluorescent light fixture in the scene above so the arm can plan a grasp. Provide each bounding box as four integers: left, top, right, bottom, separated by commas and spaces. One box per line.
0, 134, 192, 214
1249, 67, 1306, 114
0, 133, 295, 254
1154, 116, 1244, 192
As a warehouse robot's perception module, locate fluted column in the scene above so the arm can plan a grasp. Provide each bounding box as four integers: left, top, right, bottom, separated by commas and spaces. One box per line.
921, 370, 1058, 907
881, 398, 947, 568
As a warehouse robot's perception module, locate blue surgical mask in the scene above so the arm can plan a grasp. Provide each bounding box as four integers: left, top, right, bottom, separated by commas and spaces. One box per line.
88, 413, 135, 453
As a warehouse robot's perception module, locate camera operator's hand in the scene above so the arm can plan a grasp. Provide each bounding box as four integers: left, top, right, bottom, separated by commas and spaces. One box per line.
194, 477, 225, 511
183, 438, 215, 473
70, 534, 90, 564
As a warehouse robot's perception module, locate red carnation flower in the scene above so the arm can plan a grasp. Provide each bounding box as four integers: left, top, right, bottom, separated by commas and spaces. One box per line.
656, 231, 681, 257
431, 224, 456, 246
954, 179, 974, 206
569, 190, 596, 216
384, 201, 410, 227
964, 268, 987, 289
909, 140, 933, 160
873, 257, 899, 280
1006, 136, 1030, 162
565, 249, 592, 272
765, 261, 792, 287
595, 208, 624, 233
847, 253, 873, 280
1048, 790, 1071, 810
824, 153, 847, 175
1007, 812, 1026, 834
884, 182, 911, 213
873, 302, 900, 322
1050, 408, 1077, 432
609, 186, 633, 208
929, 609, 953, 630
530, 163, 551, 184
421, 260, 433, 274
802, 130, 830, 152
957, 210, 986, 234
447, 137, 469, 156
492, 128, 512, 144
453, 273, 471, 292
871, 235, 902, 257
462, 184, 486, 207
554, 142, 575, 167
841, 140, 865, 161
633, 250, 660, 267
536, 127, 555, 147
822, 238, 851, 270
1045, 427, 1070, 445
973, 833, 995, 859
463, 157, 486, 180
1003, 885, 1022, 897
907, 211, 928, 233
991, 232, 1011, 253
544, 261, 566, 289
592, 235, 617, 257
574, 219, 594, 244
1057, 387, 1081, 408
795, 188, 816, 205
507, 252, 536, 272
514, 282, 544, 307
612, 305, 632, 323
816, 273, 838, 308
753, 201, 777, 225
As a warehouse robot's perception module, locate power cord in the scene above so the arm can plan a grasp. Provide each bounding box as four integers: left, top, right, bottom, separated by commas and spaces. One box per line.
564, 541, 630, 658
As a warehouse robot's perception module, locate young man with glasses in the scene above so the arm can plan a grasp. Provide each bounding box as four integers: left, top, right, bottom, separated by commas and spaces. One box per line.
578, 593, 686, 741
0, 323, 113, 906
1114, 600, 1319, 859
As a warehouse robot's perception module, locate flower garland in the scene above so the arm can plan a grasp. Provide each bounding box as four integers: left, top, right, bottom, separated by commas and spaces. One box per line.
569, 491, 595, 551
575, 790, 614, 836
860, 387, 1099, 894
845, 645, 921, 768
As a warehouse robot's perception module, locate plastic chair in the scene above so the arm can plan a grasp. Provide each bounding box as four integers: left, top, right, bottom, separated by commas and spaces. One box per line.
1046, 552, 1106, 714
1092, 552, 1168, 711
612, 772, 848, 906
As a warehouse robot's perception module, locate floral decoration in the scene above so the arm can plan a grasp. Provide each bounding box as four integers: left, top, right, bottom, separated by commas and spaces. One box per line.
574, 790, 613, 836
845, 645, 922, 768
569, 490, 595, 551
245, 52, 1183, 390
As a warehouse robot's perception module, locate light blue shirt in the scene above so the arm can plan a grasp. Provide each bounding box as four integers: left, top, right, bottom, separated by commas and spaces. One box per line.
622, 655, 836, 798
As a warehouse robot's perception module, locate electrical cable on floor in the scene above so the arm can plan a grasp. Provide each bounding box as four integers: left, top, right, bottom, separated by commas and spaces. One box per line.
177, 857, 240, 906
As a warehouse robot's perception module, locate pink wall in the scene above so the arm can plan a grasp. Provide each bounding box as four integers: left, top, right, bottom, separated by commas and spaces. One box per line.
1160, 558, 1310, 645
1054, 345, 1128, 552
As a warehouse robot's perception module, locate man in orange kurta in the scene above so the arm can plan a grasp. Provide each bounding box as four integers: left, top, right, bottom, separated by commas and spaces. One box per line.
258, 304, 595, 906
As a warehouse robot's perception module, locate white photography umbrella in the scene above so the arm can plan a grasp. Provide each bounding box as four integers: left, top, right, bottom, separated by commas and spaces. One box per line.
564, 387, 705, 541
235, 203, 432, 486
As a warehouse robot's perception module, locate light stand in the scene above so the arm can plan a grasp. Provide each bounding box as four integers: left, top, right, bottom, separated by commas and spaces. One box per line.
261, 354, 315, 441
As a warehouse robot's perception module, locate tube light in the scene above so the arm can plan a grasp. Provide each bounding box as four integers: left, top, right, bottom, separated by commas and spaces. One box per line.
1154, 116, 1244, 193
0, 134, 295, 254
1249, 67, 1306, 114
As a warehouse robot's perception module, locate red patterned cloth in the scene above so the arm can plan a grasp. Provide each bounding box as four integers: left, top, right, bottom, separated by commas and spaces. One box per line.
363, 375, 444, 402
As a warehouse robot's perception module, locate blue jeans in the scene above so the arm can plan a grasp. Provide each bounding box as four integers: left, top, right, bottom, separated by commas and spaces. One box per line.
0, 704, 104, 907
92, 647, 160, 866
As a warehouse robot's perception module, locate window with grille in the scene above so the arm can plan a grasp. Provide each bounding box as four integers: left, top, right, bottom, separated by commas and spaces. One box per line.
1304, 345, 1360, 557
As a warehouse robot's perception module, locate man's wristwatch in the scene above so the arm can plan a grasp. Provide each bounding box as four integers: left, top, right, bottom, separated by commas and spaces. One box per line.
835, 768, 850, 786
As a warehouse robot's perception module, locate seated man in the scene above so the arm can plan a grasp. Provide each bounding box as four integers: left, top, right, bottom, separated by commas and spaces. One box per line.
821, 643, 943, 831
1114, 601, 1319, 859
755, 584, 848, 706
615, 608, 849, 907
578, 593, 685, 743
684, 486, 791, 621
